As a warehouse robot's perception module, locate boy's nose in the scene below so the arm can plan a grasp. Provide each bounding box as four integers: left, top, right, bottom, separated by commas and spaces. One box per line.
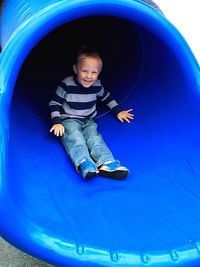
86, 72, 92, 79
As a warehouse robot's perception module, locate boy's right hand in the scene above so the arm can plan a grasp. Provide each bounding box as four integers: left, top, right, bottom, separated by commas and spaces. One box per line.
50, 124, 65, 137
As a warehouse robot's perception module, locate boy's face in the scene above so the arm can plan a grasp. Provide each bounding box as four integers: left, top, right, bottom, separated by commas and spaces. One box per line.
73, 57, 101, 88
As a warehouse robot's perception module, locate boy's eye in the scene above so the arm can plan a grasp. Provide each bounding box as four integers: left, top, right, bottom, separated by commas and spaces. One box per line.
81, 70, 98, 74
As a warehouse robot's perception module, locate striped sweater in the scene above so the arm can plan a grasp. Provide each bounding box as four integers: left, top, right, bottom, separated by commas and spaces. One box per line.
49, 76, 122, 124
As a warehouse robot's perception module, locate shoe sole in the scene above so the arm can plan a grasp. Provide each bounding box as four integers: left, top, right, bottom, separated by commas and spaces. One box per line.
84, 171, 97, 180
98, 169, 128, 180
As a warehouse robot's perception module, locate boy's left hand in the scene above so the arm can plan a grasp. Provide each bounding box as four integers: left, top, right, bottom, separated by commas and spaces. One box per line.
117, 109, 134, 123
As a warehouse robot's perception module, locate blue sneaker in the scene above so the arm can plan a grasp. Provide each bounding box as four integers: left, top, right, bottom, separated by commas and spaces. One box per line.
79, 159, 97, 179
98, 160, 129, 179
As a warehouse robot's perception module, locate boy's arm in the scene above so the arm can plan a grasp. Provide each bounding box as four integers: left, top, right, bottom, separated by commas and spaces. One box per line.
97, 86, 134, 123
49, 87, 64, 124
49, 84, 66, 136
97, 86, 121, 115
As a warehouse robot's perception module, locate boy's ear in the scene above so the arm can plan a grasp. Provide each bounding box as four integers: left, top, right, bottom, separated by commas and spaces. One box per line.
73, 65, 77, 74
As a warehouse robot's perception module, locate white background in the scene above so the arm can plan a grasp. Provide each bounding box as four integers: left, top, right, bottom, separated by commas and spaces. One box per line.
155, 0, 200, 64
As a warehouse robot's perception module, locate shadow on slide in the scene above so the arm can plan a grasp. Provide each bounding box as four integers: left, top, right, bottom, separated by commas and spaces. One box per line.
0, 1, 200, 266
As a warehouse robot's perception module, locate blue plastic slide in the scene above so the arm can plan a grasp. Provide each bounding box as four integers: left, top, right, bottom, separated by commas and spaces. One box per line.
0, 1, 200, 266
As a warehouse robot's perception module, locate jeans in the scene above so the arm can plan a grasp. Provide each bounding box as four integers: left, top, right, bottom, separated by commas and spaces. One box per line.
61, 118, 115, 170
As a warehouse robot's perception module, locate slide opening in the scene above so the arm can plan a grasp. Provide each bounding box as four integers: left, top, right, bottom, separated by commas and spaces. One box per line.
13, 16, 144, 120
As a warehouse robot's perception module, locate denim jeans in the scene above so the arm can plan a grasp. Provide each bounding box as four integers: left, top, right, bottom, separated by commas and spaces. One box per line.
61, 118, 115, 170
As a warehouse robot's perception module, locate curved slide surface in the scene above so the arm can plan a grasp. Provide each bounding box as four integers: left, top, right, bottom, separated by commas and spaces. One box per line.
0, 1, 200, 266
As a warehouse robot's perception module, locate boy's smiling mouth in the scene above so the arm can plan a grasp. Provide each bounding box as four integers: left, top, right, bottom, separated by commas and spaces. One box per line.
82, 80, 93, 87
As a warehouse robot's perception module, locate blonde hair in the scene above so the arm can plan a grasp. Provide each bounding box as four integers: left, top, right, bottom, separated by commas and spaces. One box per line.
76, 48, 103, 70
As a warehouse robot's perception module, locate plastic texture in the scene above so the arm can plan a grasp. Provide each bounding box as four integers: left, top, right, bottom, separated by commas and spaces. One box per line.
0, 1, 200, 267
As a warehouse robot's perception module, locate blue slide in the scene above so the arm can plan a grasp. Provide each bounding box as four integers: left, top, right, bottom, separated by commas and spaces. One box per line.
0, 1, 200, 266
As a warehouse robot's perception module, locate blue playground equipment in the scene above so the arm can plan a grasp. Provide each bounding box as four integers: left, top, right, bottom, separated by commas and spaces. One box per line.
0, 1, 200, 266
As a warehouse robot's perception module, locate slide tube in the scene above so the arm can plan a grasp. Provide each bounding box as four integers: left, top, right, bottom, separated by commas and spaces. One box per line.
0, 1, 200, 266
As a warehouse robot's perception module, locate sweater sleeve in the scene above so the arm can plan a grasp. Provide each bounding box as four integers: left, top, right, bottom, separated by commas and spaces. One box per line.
97, 85, 122, 116
49, 82, 66, 124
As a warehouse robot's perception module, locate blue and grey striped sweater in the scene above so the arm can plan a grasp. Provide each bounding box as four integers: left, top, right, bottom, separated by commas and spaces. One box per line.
49, 76, 122, 124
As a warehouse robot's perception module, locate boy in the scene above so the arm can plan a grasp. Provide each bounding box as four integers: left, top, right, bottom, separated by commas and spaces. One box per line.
49, 48, 134, 180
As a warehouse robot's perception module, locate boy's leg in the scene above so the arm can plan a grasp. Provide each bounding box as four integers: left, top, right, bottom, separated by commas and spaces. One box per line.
61, 119, 97, 177
83, 119, 129, 179
82, 119, 115, 167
